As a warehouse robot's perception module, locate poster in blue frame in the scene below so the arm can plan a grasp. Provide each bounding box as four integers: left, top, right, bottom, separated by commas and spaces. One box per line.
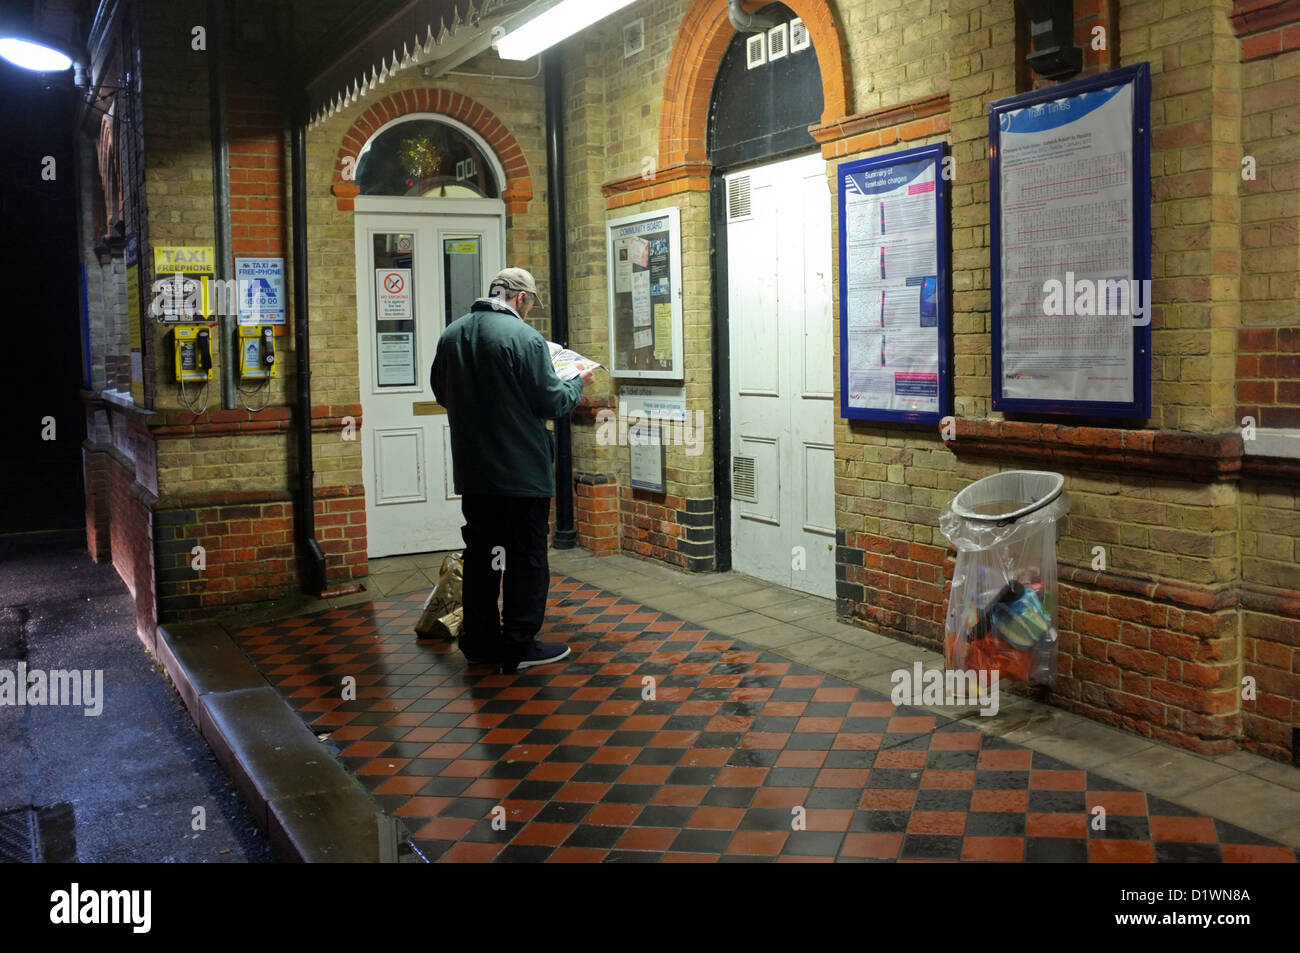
838, 143, 951, 424
990, 62, 1152, 418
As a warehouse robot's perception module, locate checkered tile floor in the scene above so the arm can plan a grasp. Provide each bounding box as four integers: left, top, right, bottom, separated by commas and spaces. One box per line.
231, 575, 1299, 863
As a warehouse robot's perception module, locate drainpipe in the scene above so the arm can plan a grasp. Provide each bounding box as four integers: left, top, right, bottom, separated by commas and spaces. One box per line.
286, 9, 329, 595
545, 48, 576, 550
207, 0, 235, 408
728, 0, 782, 31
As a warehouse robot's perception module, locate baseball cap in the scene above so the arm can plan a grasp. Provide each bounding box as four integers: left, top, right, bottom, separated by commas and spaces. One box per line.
489, 267, 543, 308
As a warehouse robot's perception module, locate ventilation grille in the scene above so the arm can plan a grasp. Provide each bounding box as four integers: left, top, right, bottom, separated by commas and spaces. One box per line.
767, 23, 788, 61
727, 175, 752, 221
746, 33, 766, 69
790, 17, 810, 52
733, 455, 758, 503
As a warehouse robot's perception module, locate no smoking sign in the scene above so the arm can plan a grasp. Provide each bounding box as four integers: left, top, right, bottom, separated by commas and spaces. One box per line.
376, 268, 412, 318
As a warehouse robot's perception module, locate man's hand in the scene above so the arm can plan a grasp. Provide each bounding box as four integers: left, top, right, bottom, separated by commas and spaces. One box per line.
579, 368, 595, 387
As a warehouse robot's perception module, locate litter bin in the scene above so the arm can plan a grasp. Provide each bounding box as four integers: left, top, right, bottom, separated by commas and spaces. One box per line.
938, 470, 1069, 686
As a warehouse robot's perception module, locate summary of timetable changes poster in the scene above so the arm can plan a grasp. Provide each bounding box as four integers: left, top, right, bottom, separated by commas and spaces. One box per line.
991, 63, 1152, 417
839, 144, 949, 424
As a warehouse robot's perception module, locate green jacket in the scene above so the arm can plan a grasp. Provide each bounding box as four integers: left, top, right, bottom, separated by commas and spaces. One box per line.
431, 297, 584, 498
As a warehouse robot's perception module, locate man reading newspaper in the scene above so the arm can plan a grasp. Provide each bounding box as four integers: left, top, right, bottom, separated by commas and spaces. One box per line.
431, 267, 595, 672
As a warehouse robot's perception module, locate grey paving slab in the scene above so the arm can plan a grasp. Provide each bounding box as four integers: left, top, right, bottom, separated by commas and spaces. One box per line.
727, 586, 811, 611
732, 622, 823, 650
756, 596, 836, 623
1015, 716, 1158, 770
1175, 774, 1300, 837
1089, 747, 1240, 800
775, 636, 898, 683
611, 579, 689, 601
408, 550, 458, 570
979, 702, 1082, 746
853, 668, 902, 698
871, 638, 944, 666
380, 571, 431, 596
1246, 759, 1300, 794
690, 577, 768, 599
1273, 823, 1300, 849
703, 610, 797, 636
823, 624, 897, 653
649, 596, 750, 624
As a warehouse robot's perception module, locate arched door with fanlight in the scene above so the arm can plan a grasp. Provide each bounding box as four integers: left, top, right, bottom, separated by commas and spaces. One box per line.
352, 114, 506, 557
710, 5, 836, 597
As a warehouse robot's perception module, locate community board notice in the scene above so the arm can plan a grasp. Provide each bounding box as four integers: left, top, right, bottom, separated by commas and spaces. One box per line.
997, 80, 1136, 405
843, 158, 941, 416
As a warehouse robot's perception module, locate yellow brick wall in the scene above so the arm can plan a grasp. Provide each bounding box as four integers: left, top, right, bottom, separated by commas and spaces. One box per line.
304, 58, 549, 493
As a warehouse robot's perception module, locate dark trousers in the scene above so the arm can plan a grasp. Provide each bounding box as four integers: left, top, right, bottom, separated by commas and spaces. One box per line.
459, 494, 551, 664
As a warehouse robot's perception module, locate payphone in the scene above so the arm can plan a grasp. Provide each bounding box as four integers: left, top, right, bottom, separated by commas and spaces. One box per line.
171, 326, 213, 382
238, 325, 276, 380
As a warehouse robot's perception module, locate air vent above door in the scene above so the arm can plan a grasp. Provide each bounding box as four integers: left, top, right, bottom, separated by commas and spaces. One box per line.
790, 17, 811, 52
767, 23, 788, 61
727, 175, 752, 222
733, 455, 758, 503
746, 33, 766, 69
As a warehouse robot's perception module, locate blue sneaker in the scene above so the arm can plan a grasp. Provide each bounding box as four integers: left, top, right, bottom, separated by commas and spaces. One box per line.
512, 641, 571, 671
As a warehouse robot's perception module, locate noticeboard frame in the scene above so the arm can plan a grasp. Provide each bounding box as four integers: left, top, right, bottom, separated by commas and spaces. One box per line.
837, 142, 951, 425
989, 62, 1152, 419
605, 206, 684, 380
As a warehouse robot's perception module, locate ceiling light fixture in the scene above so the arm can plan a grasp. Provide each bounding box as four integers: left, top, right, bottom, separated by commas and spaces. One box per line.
494, 0, 639, 61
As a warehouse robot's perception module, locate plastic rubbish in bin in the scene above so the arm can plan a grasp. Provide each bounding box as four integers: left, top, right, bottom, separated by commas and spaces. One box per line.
939, 471, 1068, 687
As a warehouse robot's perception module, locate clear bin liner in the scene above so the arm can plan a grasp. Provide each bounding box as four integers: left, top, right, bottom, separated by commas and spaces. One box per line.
939, 471, 1069, 687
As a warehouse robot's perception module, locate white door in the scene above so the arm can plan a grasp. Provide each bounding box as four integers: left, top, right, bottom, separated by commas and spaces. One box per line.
726, 153, 836, 597
354, 205, 503, 557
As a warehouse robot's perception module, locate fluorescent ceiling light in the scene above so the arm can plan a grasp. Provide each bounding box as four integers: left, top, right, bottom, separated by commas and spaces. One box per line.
0, 36, 74, 72
495, 0, 638, 61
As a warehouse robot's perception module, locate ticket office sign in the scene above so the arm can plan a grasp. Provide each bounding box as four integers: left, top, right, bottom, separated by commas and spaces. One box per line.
990, 63, 1152, 418
838, 143, 950, 424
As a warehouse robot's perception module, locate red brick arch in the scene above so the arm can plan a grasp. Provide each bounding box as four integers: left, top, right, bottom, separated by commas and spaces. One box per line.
658, 0, 851, 168
333, 89, 533, 214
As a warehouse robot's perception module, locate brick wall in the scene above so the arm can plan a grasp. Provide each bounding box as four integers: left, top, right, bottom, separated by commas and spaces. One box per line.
153, 484, 368, 622
83, 443, 111, 562
105, 451, 157, 647
1237, 327, 1300, 429
575, 476, 620, 555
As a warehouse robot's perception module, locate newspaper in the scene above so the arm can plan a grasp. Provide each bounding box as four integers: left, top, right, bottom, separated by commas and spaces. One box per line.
547, 341, 601, 381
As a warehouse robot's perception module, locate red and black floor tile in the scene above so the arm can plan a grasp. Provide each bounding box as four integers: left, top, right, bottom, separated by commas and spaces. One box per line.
231, 576, 1299, 863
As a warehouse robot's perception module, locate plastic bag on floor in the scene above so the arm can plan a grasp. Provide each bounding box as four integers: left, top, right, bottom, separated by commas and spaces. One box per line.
938, 471, 1068, 687
415, 552, 463, 638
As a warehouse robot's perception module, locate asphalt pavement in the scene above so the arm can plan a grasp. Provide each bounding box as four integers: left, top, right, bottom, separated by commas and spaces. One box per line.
0, 547, 271, 862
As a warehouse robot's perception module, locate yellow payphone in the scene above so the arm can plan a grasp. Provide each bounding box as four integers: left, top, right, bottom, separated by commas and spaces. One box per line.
238, 325, 276, 380
171, 326, 213, 382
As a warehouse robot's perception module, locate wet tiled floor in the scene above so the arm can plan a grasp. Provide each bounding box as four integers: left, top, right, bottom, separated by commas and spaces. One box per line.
231, 571, 1299, 863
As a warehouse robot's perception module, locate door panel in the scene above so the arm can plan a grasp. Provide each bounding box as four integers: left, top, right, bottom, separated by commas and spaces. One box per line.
375, 429, 425, 503
728, 153, 835, 597
355, 210, 502, 557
